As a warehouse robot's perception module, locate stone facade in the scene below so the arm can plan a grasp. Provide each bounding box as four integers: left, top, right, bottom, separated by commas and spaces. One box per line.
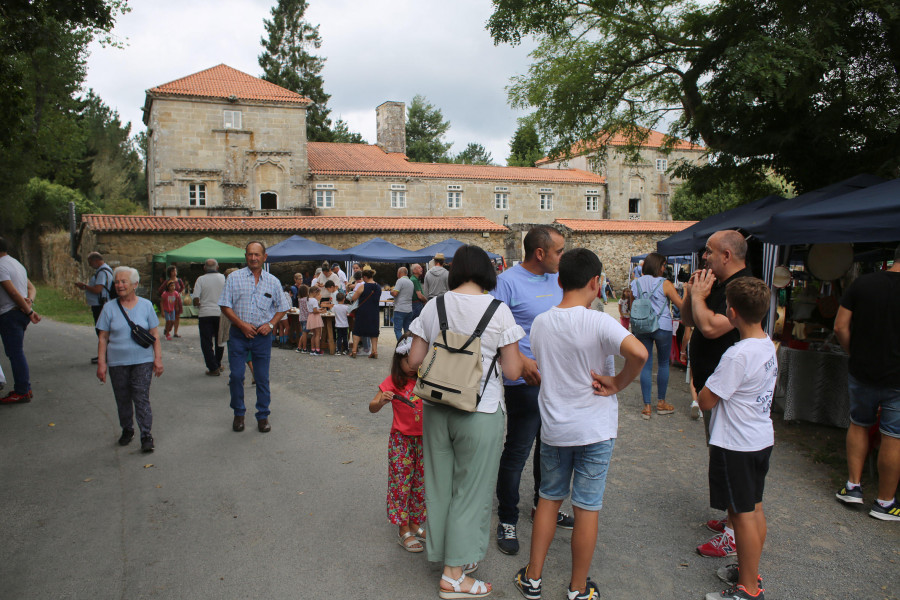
146, 97, 309, 216
562, 231, 677, 289
538, 146, 707, 221
309, 177, 605, 225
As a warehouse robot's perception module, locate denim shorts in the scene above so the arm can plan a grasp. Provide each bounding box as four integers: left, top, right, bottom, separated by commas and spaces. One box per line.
538, 439, 615, 511
848, 374, 900, 438
299, 320, 307, 333
163, 311, 176, 321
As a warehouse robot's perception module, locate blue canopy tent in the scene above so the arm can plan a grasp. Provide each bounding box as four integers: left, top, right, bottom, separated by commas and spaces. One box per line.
418, 238, 503, 261
758, 177, 900, 245
631, 252, 691, 266
656, 173, 886, 255
264, 235, 350, 263
342, 237, 435, 263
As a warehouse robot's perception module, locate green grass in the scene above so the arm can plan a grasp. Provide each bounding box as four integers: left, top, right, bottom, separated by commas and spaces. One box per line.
34, 284, 95, 326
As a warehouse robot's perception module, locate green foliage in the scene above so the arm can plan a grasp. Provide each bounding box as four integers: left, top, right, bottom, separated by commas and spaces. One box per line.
453, 143, 495, 165
670, 175, 787, 221
259, 0, 332, 142
34, 283, 95, 326
0, 0, 128, 235
330, 118, 366, 144
489, 0, 900, 193
406, 95, 452, 163
507, 119, 544, 166
20, 178, 100, 231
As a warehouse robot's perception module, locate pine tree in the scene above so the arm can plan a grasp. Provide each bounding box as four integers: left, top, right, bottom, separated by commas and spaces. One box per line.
406, 95, 452, 163
507, 121, 544, 166
258, 0, 332, 141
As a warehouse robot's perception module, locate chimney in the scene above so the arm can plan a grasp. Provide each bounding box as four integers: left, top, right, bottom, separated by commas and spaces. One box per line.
376, 101, 406, 155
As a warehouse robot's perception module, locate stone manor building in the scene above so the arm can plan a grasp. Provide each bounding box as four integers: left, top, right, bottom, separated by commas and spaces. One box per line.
143, 64, 615, 225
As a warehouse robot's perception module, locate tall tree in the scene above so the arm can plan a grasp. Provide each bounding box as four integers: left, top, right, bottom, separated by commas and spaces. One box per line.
259, 0, 332, 141
507, 120, 544, 166
330, 118, 366, 144
406, 94, 452, 163
489, 0, 900, 193
454, 143, 495, 165
0, 0, 127, 234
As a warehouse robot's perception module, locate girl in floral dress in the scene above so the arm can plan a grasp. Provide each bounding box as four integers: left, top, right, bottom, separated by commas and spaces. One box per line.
368, 334, 426, 552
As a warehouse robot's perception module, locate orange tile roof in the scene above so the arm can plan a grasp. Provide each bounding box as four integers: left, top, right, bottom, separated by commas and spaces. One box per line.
146, 64, 310, 105
308, 143, 606, 185
536, 128, 704, 166
81, 214, 508, 233
556, 219, 696, 233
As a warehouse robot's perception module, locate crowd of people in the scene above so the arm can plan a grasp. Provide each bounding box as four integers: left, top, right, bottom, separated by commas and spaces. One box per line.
2, 230, 897, 600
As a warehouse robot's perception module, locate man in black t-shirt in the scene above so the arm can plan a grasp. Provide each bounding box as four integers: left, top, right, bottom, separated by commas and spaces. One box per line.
833, 246, 900, 521
681, 229, 753, 558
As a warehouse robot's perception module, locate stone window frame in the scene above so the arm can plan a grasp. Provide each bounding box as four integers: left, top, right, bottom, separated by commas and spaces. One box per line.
585, 195, 600, 212
447, 191, 462, 209
316, 190, 334, 209
224, 110, 242, 129
494, 193, 509, 210
260, 191, 278, 210
656, 158, 668, 172
539, 193, 553, 211
628, 197, 641, 215
390, 190, 407, 209
188, 183, 206, 207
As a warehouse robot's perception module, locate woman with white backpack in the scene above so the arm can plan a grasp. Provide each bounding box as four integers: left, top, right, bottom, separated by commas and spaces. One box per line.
629, 252, 683, 420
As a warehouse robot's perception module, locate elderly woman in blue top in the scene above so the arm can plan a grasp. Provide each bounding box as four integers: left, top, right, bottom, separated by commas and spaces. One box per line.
96, 266, 163, 453
218, 241, 290, 434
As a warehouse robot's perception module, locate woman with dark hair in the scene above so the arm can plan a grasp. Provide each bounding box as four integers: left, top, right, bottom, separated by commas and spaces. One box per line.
630, 251, 683, 419
350, 266, 381, 359
157, 265, 185, 337
408, 244, 525, 599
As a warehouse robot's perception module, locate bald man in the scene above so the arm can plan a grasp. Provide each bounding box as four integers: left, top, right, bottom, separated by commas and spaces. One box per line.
681, 229, 753, 558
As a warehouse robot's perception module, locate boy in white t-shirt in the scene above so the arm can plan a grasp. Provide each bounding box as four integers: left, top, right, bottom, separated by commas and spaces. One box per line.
514, 248, 647, 600
331, 292, 352, 355
698, 277, 777, 600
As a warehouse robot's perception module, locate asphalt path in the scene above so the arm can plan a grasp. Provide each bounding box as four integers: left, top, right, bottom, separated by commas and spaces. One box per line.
0, 316, 897, 600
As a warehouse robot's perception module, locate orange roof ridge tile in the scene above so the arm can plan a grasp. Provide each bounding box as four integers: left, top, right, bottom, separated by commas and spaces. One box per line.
555, 218, 696, 233
535, 127, 704, 165
147, 64, 310, 105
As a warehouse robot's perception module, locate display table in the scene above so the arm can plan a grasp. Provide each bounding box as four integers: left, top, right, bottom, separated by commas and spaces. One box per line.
775, 346, 849, 428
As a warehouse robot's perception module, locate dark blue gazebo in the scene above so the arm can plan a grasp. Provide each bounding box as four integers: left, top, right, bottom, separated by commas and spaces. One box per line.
418, 238, 503, 261
343, 237, 435, 263
265, 235, 350, 263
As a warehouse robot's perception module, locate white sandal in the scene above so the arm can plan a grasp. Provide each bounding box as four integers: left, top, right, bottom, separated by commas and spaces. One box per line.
438, 572, 490, 599
398, 531, 424, 553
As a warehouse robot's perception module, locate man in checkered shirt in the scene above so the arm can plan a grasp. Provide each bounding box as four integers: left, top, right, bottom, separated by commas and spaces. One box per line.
219, 241, 290, 434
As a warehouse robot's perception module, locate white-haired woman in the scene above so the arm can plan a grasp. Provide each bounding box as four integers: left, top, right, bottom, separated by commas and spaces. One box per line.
96, 266, 163, 452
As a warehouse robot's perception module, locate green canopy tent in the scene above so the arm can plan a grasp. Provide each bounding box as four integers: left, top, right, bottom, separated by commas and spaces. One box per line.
151, 237, 245, 316
152, 237, 246, 264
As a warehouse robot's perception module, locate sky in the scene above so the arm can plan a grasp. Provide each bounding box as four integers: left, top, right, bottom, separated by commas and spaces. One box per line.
84, 0, 538, 163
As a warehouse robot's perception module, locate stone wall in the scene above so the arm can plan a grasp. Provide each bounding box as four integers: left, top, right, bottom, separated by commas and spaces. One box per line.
564, 231, 674, 290
39, 231, 82, 300
310, 176, 607, 226
148, 97, 308, 215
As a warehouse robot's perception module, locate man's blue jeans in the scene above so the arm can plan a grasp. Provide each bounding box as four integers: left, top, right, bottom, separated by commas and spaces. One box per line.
0, 309, 31, 394
393, 310, 412, 341
227, 327, 272, 420
496, 383, 542, 524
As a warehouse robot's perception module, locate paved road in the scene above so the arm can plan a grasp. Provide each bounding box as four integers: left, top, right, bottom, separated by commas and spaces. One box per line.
1, 317, 897, 600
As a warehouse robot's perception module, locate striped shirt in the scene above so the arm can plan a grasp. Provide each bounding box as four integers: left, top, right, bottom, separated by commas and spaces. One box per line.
218, 267, 290, 327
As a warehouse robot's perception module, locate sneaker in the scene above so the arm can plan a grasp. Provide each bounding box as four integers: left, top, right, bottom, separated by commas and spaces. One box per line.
0, 390, 32, 404
691, 401, 701, 420
716, 563, 763, 585
497, 522, 519, 555
697, 532, 736, 558
513, 566, 542, 600
869, 499, 900, 521
705, 584, 764, 600
567, 579, 599, 600
140, 435, 155, 453
835, 485, 864, 505
528, 508, 575, 530
118, 429, 135, 446
295, 347, 303, 353
165, 334, 172, 341
706, 517, 727, 533
310, 350, 321, 356
656, 400, 675, 415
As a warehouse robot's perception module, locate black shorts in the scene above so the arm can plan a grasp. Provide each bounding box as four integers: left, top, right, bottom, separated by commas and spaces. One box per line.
709, 445, 772, 514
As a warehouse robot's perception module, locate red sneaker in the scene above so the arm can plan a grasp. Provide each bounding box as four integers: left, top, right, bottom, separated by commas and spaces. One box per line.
1, 390, 32, 404
706, 517, 727, 533
697, 532, 736, 558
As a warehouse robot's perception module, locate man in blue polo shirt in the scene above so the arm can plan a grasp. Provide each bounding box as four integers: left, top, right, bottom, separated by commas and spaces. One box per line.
219, 241, 290, 434
493, 225, 574, 555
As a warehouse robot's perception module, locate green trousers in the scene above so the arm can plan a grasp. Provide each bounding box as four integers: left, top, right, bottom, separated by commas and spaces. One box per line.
423, 403, 504, 565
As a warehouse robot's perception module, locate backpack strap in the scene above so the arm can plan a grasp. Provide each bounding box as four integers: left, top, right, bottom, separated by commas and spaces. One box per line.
649, 279, 666, 316
633, 279, 645, 298
435, 296, 502, 352
98, 264, 114, 299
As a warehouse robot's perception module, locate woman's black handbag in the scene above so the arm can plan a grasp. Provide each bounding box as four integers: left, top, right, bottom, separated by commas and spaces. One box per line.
116, 299, 157, 348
